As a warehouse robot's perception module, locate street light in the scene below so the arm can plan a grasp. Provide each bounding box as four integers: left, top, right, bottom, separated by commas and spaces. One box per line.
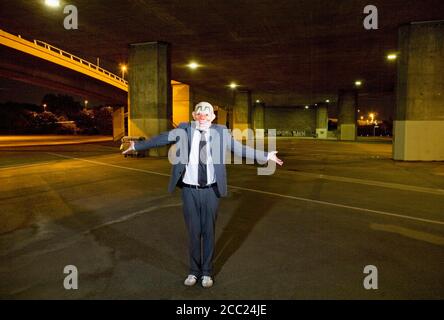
84, 100, 88, 110
387, 53, 398, 61
120, 64, 127, 79
43, 103, 47, 112
45, 0, 60, 8
229, 82, 238, 89
187, 61, 200, 70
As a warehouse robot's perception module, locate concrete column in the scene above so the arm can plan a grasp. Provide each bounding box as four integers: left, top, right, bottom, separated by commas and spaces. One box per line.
215, 106, 227, 126
128, 41, 172, 156
253, 102, 265, 130
316, 103, 328, 139
233, 90, 251, 131
172, 83, 191, 126
337, 90, 357, 141
112, 106, 125, 141
393, 21, 444, 161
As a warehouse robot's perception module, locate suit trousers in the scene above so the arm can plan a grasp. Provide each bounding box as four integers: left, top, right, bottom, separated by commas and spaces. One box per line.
181, 185, 220, 277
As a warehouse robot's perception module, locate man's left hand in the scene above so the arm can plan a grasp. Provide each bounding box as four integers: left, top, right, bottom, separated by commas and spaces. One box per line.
268, 151, 283, 166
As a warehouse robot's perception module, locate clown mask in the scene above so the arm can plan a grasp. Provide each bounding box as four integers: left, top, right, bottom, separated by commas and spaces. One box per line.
192, 102, 216, 131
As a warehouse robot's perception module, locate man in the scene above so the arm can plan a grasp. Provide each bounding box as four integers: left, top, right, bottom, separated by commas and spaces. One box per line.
123, 101, 283, 288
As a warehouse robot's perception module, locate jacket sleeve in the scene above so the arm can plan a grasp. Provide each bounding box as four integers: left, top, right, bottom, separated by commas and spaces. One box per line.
222, 126, 269, 163
134, 123, 187, 151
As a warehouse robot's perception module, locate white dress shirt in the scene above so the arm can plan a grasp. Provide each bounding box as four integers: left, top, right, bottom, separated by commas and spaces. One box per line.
182, 129, 216, 186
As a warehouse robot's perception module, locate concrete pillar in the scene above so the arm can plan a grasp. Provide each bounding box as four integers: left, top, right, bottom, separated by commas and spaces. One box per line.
337, 90, 357, 141
253, 102, 265, 130
112, 107, 125, 141
316, 103, 328, 139
233, 90, 251, 131
128, 41, 172, 156
393, 21, 444, 161
172, 83, 191, 126
215, 106, 227, 126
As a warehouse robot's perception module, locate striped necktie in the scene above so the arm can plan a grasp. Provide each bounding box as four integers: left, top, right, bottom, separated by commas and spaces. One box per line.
198, 130, 207, 187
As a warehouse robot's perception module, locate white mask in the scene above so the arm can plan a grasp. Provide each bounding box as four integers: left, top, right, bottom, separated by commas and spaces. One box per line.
192, 102, 216, 131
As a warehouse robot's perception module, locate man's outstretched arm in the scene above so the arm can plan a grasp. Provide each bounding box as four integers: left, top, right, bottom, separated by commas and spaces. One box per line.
122, 123, 187, 154
224, 129, 283, 166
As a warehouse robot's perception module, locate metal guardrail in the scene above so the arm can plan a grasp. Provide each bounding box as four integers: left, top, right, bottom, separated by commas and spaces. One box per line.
33, 39, 128, 86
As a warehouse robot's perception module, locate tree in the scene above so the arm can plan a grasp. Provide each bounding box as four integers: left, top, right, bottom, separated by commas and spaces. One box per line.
41, 94, 82, 118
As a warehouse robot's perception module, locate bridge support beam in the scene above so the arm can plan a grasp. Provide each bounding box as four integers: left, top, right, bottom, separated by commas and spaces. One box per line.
337, 90, 357, 141
232, 90, 252, 139
128, 41, 172, 156
172, 83, 191, 125
253, 101, 265, 131
393, 21, 444, 161
112, 107, 125, 142
316, 103, 329, 139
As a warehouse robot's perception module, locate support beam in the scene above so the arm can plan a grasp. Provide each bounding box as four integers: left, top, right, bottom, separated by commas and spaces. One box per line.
128, 41, 172, 156
337, 90, 357, 141
253, 102, 265, 130
316, 103, 328, 139
393, 21, 444, 161
172, 83, 191, 126
215, 106, 227, 126
233, 90, 251, 131
112, 107, 125, 142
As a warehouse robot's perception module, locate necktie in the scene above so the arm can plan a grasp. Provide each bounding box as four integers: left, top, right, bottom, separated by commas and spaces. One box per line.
198, 130, 207, 187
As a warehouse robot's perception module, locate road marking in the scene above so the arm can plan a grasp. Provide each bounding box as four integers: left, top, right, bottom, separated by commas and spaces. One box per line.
370, 224, 444, 246
287, 170, 444, 196
0, 161, 58, 170
227, 185, 444, 226
47, 152, 170, 177
238, 164, 444, 196
47, 152, 444, 226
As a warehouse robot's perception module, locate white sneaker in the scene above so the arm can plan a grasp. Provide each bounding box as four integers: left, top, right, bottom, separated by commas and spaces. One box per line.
184, 275, 197, 286
201, 276, 213, 288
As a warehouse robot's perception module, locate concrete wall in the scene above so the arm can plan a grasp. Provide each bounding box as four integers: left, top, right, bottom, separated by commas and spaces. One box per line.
265, 106, 316, 136
252, 91, 332, 107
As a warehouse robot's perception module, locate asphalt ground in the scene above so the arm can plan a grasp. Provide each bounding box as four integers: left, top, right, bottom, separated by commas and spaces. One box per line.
0, 137, 443, 299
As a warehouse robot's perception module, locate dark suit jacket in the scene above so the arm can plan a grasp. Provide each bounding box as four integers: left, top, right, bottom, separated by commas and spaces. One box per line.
134, 122, 268, 197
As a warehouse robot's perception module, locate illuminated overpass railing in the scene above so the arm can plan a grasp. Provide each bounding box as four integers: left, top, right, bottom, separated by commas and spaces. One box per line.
34, 39, 128, 87
0, 29, 128, 92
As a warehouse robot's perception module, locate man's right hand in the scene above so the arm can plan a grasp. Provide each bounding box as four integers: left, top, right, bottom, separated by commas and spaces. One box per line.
122, 141, 135, 155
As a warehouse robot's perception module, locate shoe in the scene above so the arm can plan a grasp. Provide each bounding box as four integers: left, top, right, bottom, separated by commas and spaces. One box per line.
201, 276, 213, 288
184, 275, 197, 286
